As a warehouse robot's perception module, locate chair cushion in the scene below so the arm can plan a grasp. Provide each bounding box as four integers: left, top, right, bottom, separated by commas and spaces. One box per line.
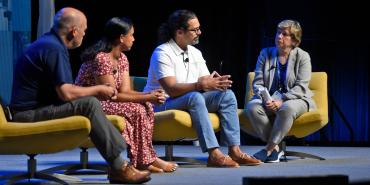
239, 108, 328, 138
239, 72, 328, 139
288, 109, 328, 138
0, 115, 91, 154
153, 110, 220, 141
79, 115, 125, 148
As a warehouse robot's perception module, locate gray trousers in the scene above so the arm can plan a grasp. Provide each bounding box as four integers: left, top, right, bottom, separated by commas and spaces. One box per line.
246, 99, 308, 145
12, 96, 126, 166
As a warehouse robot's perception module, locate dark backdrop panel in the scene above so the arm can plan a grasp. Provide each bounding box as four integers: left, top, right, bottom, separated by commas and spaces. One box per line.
53, 0, 369, 144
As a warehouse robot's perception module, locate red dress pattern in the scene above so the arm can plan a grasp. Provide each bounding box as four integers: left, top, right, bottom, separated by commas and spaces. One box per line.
75, 52, 156, 167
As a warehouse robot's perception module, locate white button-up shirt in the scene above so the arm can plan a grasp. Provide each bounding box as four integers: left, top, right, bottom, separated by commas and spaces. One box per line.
144, 39, 210, 96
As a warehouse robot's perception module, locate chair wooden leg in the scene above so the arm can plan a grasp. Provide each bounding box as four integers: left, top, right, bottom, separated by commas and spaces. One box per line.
2, 154, 69, 185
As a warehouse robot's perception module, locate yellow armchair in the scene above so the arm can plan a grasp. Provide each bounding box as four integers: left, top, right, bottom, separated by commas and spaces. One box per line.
48, 76, 138, 174
153, 110, 220, 163
239, 72, 328, 160
41, 115, 125, 175
131, 76, 221, 164
0, 105, 91, 184
42, 77, 152, 174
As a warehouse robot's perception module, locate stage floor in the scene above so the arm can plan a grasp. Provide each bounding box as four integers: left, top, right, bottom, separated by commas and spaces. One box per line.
1, 145, 370, 185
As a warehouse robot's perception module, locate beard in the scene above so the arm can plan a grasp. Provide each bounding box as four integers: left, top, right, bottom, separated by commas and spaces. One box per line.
70, 38, 83, 49
190, 37, 200, 45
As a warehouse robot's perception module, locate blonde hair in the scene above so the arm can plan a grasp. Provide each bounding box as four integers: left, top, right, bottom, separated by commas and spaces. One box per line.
278, 20, 302, 47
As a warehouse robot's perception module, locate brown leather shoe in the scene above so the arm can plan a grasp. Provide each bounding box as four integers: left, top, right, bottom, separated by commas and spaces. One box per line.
207, 155, 239, 168
108, 162, 151, 184
230, 153, 262, 166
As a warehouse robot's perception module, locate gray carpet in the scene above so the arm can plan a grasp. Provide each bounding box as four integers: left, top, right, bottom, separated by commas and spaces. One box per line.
1, 145, 370, 185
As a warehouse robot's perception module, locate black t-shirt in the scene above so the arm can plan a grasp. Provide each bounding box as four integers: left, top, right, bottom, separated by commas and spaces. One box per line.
10, 29, 73, 111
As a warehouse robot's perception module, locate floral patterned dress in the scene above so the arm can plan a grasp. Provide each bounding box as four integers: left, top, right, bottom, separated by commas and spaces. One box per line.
75, 52, 156, 167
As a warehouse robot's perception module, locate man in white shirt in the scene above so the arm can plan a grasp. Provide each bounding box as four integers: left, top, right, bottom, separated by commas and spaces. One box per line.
144, 9, 261, 167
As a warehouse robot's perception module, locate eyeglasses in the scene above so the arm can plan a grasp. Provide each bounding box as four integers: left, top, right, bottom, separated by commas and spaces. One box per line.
277, 30, 291, 37
187, 27, 201, 33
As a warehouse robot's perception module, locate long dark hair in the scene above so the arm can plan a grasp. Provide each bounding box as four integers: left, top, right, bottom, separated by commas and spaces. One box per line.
81, 17, 133, 62
157, 9, 197, 44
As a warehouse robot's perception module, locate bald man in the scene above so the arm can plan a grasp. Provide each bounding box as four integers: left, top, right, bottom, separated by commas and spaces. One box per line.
10, 7, 151, 184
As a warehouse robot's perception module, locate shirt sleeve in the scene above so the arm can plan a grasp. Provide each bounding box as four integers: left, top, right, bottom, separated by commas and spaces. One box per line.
154, 49, 175, 80
252, 48, 269, 95
47, 49, 73, 86
283, 51, 312, 100
120, 53, 130, 72
197, 58, 210, 77
193, 48, 210, 77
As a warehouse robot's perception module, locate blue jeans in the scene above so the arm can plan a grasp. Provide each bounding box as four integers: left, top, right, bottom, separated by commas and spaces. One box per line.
154, 90, 241, 152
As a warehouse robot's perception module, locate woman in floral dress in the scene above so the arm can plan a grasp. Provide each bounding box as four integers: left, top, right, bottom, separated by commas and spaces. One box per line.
75, 17, 177, 173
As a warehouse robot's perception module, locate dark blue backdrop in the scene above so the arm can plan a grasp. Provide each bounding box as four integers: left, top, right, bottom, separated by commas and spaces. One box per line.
34, 0, 369, 144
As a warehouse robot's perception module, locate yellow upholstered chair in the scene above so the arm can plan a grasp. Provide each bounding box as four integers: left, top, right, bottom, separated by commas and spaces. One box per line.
131, 76, 221, 164
50, 77, 141, 174
239, 72, 328, 160
43, 115, 124, 174
0, 104, 91, 185
153, 110, 220, 163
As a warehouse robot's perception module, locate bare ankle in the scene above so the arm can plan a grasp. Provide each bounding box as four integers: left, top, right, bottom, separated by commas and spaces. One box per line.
266, 143, 278, 153
228, 145, 242, 156
208, 148, 223, 158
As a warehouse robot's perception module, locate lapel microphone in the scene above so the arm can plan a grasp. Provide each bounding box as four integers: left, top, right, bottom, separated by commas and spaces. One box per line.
183, 57, 189, 70
182, 52, 189, 63
182, 52, 189, 70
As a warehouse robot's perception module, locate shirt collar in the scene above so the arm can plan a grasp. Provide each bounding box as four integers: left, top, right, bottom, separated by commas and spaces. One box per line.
168, 39, 188, 56
50, 28, 69, 54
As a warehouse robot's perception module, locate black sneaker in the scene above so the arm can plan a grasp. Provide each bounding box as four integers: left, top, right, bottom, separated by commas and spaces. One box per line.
253, 149, 268, 162
265, 149, 284, 163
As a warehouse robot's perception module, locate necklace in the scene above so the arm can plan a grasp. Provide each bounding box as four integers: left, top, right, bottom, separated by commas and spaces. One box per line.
111, 59, 119, 75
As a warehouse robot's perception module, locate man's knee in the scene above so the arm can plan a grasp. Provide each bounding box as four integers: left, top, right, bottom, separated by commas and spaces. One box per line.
222, 90, 237, 104
73, 96, 102, 112
188, 92, 206, 107
79, 96, 100, 106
